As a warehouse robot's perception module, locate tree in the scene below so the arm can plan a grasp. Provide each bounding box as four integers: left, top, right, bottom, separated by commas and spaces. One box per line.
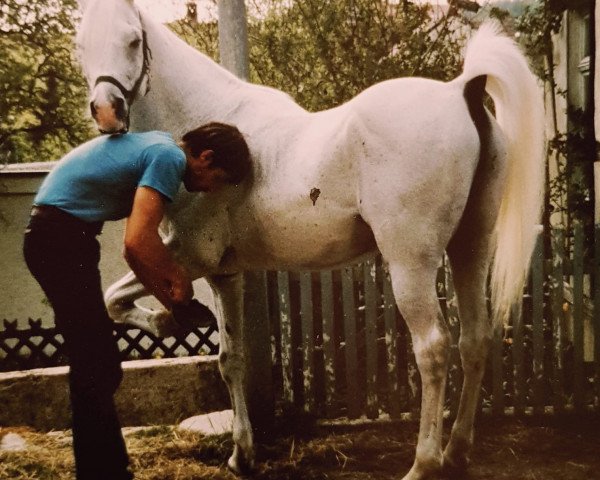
0, 0, 478, 164
0, 0, 94, 164
247, 0, 471, 111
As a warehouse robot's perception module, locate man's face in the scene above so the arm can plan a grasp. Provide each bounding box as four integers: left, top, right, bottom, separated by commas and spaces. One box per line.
183, 150, 230, 192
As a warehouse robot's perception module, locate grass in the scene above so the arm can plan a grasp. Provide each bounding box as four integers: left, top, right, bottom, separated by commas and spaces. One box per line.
0, 426, 237, 480
2, 415, 600, 480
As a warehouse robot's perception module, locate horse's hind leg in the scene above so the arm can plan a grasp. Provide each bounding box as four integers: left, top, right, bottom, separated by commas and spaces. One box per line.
388, 260, 452, 480
443, 116, 506, 473
443, 238, 493, 473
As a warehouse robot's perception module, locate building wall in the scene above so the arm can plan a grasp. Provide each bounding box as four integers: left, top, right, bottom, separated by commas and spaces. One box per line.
0, 165, 215, 330
0, 165, 132, 327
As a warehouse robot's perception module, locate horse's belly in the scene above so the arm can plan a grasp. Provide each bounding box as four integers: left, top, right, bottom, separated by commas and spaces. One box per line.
231, 208, 377, 270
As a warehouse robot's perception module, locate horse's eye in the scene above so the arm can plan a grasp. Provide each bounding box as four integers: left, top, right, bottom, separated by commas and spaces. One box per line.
129, 38, 141, 49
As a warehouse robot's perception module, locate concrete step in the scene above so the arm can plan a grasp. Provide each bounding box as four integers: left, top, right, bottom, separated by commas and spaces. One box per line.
0, 356, 229, 431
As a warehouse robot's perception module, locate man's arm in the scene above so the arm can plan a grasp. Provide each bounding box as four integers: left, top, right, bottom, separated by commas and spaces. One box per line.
123, 186, 193, 308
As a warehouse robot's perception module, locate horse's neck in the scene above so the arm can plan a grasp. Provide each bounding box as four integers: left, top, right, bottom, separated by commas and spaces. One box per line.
132, 15, 245, 134
133, 14, 305, 137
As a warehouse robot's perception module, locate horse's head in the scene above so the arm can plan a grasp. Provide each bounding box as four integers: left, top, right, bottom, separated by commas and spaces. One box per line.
76, 0, 151, 134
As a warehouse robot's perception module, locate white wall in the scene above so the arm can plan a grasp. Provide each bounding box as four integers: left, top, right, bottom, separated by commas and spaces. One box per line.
0, 164, 132, 328
1, 163, 217, 334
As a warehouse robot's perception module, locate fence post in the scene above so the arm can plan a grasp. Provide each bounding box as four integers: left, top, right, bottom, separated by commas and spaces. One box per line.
383, 263, 402, 418
277, 271, 294, 405
550, 228, 565, 414
342, 266, 361, 418
300, 272, 315, 412
243, 272, 274, 434
320, 270, 337, 416
573, 222, 585, 413
363, 258, 379, 419
531, 228, 545, 414
511, 301, 526, 416
595, 224, 600, 412
491, 321, 504, 415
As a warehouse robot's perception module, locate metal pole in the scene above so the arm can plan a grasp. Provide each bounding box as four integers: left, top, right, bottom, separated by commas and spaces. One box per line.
217, 0, 274, 434
218, 0, 250, 80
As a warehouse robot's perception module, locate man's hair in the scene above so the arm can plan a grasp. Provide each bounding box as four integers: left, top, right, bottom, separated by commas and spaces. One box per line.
180, 122, 251, 185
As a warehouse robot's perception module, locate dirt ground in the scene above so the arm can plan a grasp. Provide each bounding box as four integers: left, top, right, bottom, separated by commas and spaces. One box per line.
1, 414, 599, 480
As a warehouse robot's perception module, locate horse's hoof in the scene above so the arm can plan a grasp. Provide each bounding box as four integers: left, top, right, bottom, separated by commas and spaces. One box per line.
227, 454, 254, 476
401, 455, 444, 480
150, 310, 180, 337
172, 299, 218, 330
442, 453, 469, 478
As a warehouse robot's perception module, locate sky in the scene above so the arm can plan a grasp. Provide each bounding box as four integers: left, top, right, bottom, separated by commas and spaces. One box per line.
137, 0, 216, 23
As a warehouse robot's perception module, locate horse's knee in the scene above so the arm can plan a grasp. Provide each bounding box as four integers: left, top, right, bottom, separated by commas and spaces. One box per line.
458, 327, 492, 376
218, 349, 244, 383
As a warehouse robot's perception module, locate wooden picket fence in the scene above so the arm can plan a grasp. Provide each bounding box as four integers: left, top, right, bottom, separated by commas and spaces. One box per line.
264, 224, 600, 418
2, 224, 599, 420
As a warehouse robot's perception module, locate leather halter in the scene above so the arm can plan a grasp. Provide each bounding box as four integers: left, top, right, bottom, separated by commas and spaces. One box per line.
93, 12, 152, 112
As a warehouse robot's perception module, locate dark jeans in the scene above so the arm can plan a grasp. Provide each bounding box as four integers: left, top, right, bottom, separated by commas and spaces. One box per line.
23, 213, 132, 480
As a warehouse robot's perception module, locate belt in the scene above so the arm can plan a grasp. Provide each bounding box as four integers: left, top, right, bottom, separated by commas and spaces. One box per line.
30, 205, 103, 236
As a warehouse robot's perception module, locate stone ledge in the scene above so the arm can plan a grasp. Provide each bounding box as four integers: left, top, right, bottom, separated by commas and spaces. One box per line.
0, 356, 229, 431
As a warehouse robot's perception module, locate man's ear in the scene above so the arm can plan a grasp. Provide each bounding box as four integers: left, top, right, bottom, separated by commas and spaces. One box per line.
198, 150, 214, 167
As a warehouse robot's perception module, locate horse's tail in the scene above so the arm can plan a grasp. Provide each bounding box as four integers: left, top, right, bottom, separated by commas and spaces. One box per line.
461, 21, 545, 327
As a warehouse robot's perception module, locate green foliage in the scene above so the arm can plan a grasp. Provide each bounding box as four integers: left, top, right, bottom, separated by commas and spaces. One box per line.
0, 0, 504, 165
514, 0, 565, 80
515, 0, 595, 253
0, 0, 95, 164
247, 0, 469, 111
168, 9, 219, 60
490, 0, 534, 17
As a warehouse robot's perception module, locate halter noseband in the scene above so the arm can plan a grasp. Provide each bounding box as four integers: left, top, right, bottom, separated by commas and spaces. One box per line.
93, 13, 152, 112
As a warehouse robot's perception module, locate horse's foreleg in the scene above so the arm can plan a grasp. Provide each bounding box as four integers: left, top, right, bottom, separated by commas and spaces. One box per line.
104, 271, 193, 337
104, 271, 158, 332
207, 272, 254, 474
388, 261, 451, 480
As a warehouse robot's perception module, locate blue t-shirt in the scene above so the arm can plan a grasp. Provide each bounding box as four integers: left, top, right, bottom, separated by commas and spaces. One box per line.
35, 131, 187, 222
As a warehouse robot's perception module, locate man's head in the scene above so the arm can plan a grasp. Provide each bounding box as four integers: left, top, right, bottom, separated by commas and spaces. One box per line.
179, 122, 251, 192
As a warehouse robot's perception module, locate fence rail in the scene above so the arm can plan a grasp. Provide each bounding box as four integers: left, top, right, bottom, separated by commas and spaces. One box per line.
2, 225, 599, 418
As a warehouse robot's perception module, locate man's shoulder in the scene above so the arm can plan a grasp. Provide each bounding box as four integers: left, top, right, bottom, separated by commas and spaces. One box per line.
139, 132, 185, 163
135, 130, 175, 146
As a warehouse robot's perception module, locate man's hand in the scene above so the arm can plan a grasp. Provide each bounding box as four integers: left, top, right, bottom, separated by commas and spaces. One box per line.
168, 265, 194, 305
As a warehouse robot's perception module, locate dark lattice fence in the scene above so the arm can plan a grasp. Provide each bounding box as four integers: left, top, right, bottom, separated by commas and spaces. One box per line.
0, 319, 218, 372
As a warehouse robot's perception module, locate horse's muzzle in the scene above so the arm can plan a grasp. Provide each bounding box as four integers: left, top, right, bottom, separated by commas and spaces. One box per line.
90, 96, 129, 134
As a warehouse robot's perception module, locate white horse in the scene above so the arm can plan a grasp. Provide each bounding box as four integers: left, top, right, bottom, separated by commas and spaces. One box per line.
75, 1, 544, 478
